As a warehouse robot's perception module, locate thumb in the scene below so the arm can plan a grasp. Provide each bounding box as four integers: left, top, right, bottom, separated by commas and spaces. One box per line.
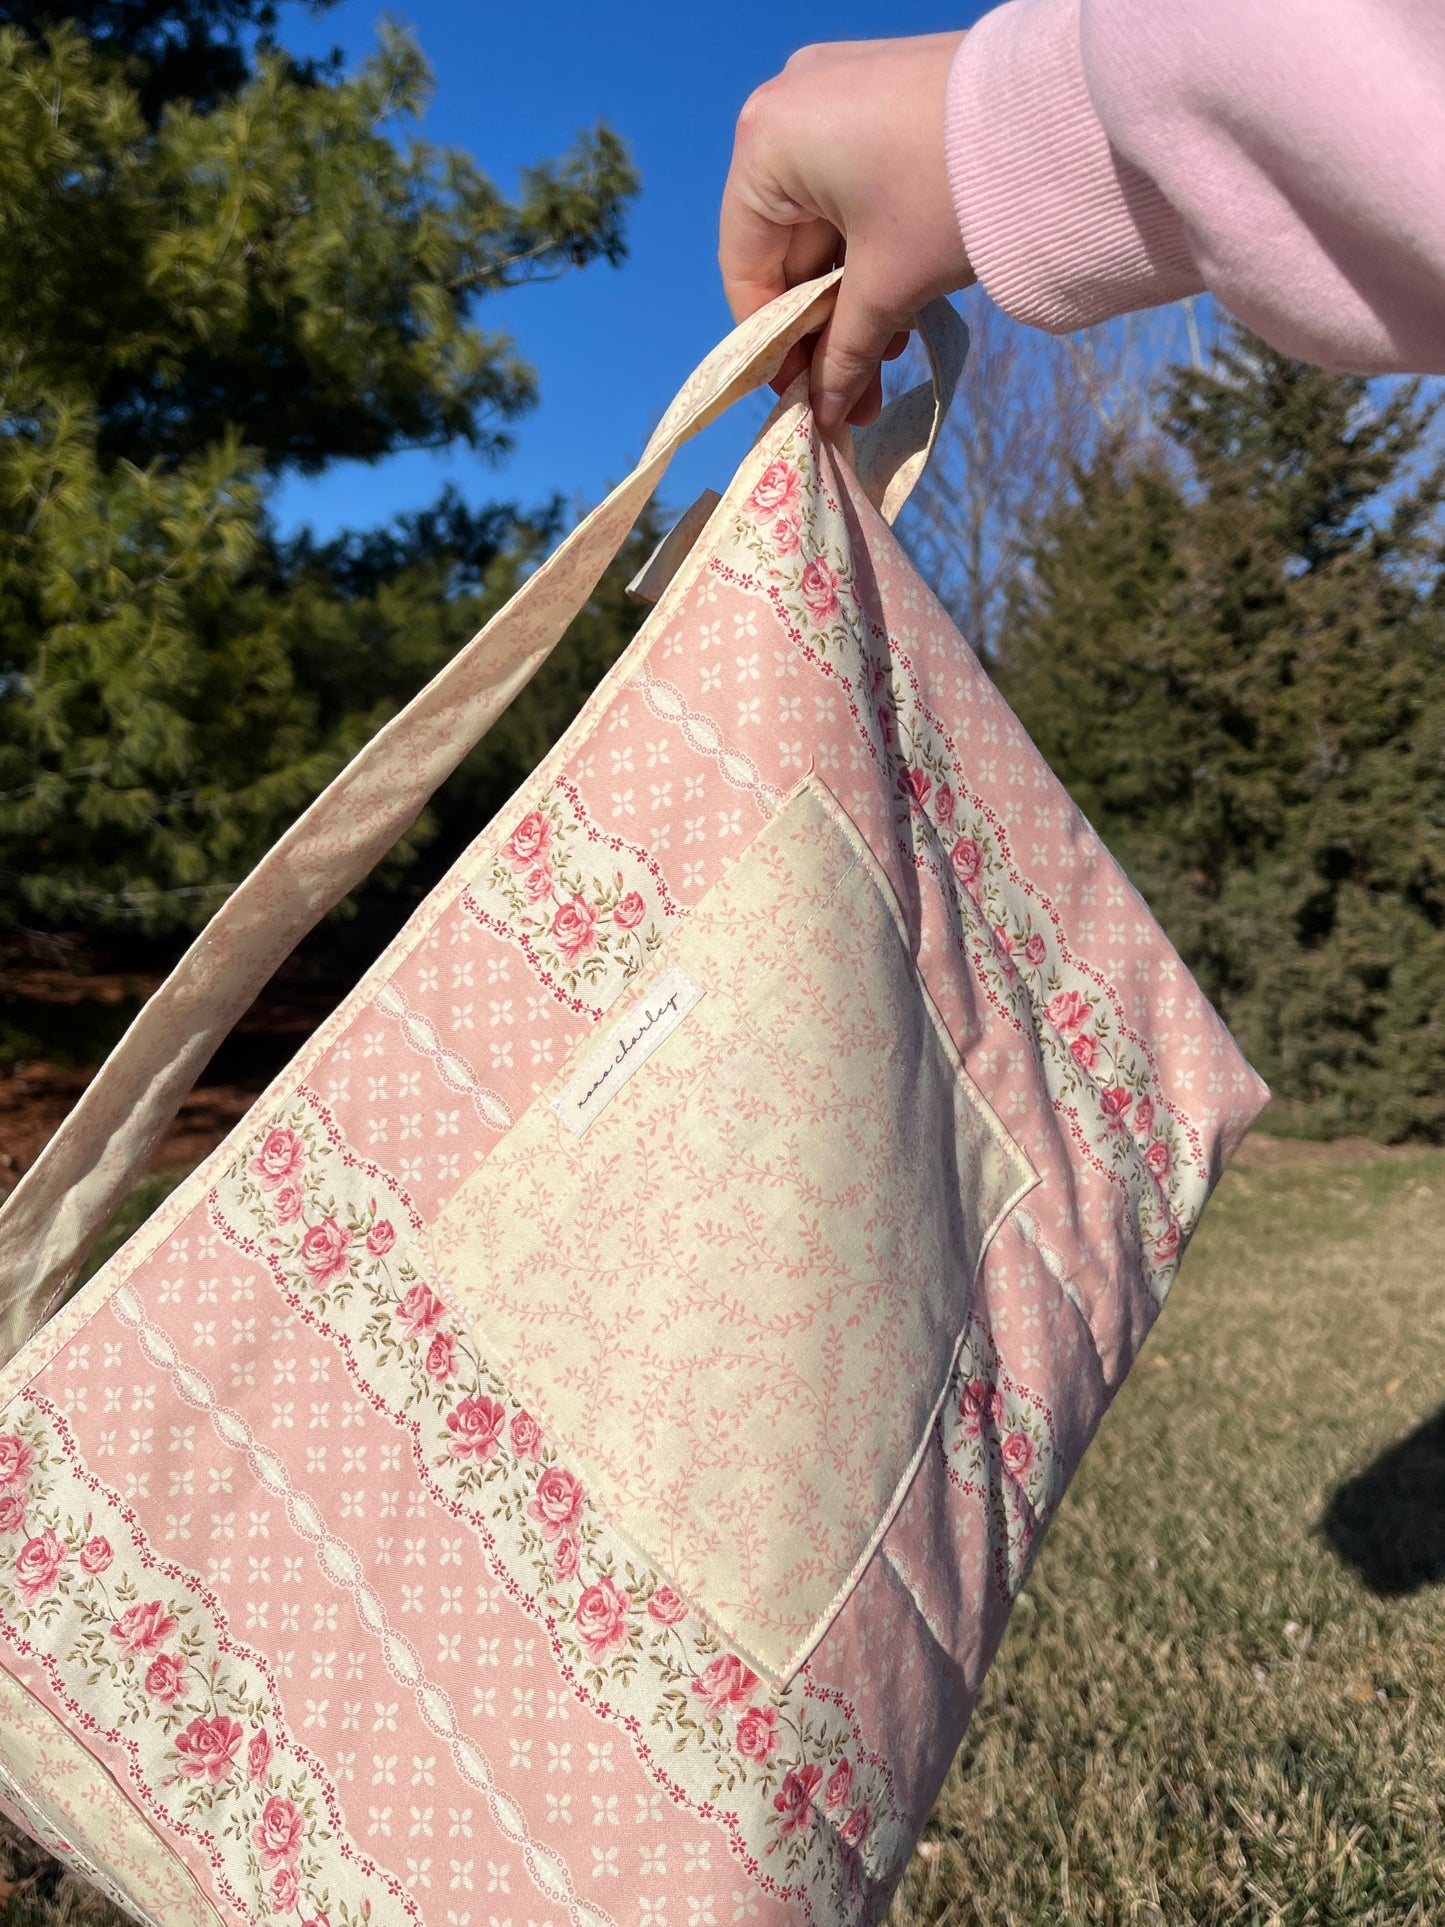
810, 258, 908, 435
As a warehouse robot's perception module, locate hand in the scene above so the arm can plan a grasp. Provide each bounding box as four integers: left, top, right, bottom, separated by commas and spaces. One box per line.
719, 34, 976, 435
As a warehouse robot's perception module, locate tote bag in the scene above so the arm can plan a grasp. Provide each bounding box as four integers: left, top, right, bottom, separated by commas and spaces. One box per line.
0, 272, 1268, 1927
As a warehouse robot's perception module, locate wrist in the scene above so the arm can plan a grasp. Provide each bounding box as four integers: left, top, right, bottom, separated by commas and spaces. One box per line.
944, 0, 1200, 331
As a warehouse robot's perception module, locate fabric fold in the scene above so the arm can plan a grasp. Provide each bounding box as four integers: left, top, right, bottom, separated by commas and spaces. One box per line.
944, 0, 1202, 335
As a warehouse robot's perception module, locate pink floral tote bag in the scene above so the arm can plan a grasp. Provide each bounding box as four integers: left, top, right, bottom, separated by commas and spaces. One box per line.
0, 273, 1268, 1927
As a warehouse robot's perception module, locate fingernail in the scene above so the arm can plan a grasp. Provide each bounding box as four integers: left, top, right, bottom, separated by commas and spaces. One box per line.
815, 390, 849, 433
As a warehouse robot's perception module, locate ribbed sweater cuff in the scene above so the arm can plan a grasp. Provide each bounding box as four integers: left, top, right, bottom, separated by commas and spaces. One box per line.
945, 0, 1204, 332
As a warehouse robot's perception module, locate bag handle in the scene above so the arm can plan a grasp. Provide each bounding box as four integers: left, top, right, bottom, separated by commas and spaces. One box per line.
0, 272, 966, 1356
852, 294, 970, 523
624, 292, 969, 605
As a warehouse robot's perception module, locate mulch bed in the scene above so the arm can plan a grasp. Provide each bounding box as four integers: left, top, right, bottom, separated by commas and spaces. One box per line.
0, 1062, 261, 1196
0, 963, 345, 1201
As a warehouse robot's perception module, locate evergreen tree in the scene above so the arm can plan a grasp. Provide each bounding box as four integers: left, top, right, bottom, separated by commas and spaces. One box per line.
1, 0, 332, 115
998, 327, 1445, 1139
0, 12, 641, 951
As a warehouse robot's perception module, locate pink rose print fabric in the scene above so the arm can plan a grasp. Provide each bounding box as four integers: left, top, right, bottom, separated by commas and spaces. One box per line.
0, 279, 1265, 1925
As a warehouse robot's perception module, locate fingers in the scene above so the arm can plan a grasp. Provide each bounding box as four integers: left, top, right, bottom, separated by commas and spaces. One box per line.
809, 259, 910, 433
718, 167, 793, 325
769, 339, 814, 397
847, 366, 886, 429
764, 223, 844, 397
719, 83, 808, 324
719, 34, 972, 422
783, 217, 843, 288
720, 113, 841, 329
721, 103, 843, 394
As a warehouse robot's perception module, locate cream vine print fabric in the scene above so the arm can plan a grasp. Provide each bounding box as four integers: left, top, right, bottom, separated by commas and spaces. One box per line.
0, 276, 1268, 1927
0, 1660, 220, 1927
427, 778, 1036, 1684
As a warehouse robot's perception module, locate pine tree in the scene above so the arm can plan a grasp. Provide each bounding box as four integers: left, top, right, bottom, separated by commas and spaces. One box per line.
0, 11, 641, 949
1, 0, 331, 114
998, 327, 1445, 1139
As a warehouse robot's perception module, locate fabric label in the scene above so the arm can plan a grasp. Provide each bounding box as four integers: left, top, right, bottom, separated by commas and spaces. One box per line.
551, 963, 705, 1136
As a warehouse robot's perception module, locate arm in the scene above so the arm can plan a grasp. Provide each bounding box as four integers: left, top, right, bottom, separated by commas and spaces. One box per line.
719, 4, 1445, 433
948, 0, 1445, 374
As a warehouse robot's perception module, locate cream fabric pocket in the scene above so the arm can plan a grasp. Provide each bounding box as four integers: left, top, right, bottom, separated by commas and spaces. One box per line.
425, 776, 1036, 1683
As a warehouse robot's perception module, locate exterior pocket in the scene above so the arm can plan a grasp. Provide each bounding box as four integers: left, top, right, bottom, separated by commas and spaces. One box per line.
424, 775, 1036, 1683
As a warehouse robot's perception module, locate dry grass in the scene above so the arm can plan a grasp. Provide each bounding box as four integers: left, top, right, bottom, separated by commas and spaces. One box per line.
2, 1145, 1442, 1924
889, 1146, 1445, 1927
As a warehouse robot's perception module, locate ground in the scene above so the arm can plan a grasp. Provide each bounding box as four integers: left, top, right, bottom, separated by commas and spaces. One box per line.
887, 1136, 1445, 1926
0, 1136, 1442, 1924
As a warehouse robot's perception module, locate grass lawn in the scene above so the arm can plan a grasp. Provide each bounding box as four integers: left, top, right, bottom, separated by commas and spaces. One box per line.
888, 1142, 1445, 1927
1, 1142, 1442, 1923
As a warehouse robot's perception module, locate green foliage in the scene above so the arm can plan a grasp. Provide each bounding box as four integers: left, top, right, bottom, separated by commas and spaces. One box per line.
0, 11, 643, 947
267, 491, 659, 953
999, 328, 1445, 1139
0, 24, 636, 471
0, 0, 331, 116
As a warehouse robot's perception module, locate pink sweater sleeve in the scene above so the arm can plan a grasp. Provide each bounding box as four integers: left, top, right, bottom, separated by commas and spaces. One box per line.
944, 0, 1445, 374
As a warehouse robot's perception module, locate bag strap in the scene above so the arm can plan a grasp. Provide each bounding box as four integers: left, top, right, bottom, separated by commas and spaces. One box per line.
624, 292, 969, 605
852, 294, 970, 523
0, 272, 966, 1355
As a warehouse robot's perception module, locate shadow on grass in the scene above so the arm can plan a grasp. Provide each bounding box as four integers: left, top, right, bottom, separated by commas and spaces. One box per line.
1319, 1399, 1445, 1595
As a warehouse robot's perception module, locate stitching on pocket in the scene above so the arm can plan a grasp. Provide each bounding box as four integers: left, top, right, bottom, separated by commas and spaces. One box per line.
426, 777, 1038, 1685
801, 777, 1029, 1173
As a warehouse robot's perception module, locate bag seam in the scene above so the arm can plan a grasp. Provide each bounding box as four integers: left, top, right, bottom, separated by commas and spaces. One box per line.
0, 1656, 228, 1927
0, 393, 818, 1411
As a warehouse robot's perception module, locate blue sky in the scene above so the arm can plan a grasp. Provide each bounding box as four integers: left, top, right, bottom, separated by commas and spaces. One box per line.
270, 0, 990, 542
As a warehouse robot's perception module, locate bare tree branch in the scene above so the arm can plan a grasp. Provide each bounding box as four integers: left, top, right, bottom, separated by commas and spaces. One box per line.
890, 291, 1211, 662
